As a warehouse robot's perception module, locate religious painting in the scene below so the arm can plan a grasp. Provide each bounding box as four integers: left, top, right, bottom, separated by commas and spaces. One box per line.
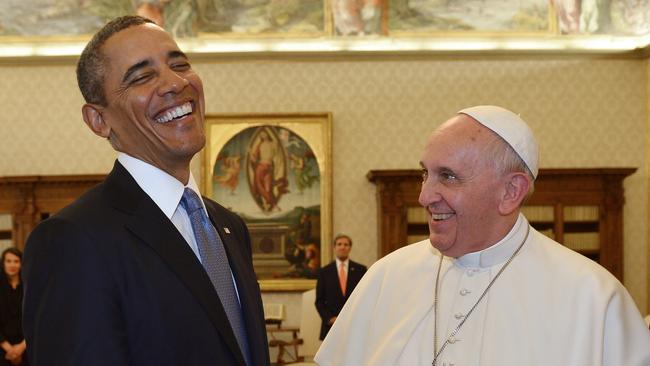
389, 0, 554, 34
0, 0, 329, 39
0, 0, 108, 37
194, 0, 329, 37
554, 0, 650, 35
204, 113, 332, 291
330, 0, 388, 36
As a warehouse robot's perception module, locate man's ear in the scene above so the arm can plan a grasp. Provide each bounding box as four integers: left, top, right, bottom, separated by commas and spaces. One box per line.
498, 172, 531, 215
81, 103, 110, 138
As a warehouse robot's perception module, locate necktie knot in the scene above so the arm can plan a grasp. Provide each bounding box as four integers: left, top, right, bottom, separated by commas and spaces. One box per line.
180, 188, 204, 215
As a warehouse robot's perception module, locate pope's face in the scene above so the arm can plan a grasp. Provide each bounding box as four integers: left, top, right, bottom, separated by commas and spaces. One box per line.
96, 23, 206, 180
418, 115, 507, 258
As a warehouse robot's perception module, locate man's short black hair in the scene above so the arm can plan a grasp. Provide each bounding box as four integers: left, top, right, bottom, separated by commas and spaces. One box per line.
76, 15, 155, 106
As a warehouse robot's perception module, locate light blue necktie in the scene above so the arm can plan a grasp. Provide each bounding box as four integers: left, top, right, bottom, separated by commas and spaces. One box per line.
180, 188, 252, 366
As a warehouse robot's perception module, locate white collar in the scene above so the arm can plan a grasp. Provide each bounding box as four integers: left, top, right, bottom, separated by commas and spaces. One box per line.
117, 153, 203, 219
336, 258, 349, 267
455, 213, 529, 268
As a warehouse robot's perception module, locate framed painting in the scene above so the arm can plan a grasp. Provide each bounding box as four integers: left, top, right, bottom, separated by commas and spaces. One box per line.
0, 0, 330, 40
389, 0, 555, 35
194, 0, 330, 38
203, 113, 332, 291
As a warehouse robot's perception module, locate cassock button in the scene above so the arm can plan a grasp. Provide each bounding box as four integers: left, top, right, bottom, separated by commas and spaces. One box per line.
454, 312, 465, 319
460, 288, 471, 296
467, 269, 476, 277
448, 336, 458, 344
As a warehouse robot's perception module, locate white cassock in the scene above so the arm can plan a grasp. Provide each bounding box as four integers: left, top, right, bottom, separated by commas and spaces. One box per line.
314, 214, 650, 366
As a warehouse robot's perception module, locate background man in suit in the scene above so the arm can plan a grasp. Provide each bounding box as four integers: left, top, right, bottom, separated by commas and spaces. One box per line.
315, 234, 366, 340
22, 16, 269, 366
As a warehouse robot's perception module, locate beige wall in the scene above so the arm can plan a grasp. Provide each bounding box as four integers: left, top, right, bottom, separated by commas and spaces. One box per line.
1, 54, 648, 322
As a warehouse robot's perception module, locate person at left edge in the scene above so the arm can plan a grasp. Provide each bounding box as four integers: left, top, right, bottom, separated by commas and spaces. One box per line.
21, 16, 270, 366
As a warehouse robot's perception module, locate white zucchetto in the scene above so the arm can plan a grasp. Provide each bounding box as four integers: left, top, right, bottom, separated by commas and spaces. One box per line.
458, 105, 539, 179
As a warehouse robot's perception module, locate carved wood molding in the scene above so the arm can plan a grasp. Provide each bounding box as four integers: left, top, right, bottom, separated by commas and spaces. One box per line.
0, 175, 105, 250
368, 168, 636, 281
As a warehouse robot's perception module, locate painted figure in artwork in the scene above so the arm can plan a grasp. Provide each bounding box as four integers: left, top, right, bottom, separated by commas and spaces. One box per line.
331, 0, 382, 35
285, 212, 320, 277
247, 128, 288, 212
214, 155, 241, 194
289, 152, 319, 193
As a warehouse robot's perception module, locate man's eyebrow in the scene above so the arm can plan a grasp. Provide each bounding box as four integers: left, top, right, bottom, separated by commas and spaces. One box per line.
169, 50, 188, 60
121, 51, 188, 84
122, 59, 150, 83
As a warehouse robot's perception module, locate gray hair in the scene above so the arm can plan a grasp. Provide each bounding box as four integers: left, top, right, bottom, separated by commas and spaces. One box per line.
484, 134, 536, 199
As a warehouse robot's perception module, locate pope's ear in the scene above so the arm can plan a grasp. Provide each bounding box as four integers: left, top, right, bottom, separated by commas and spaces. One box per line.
81, 103, 110, 138
498, 172, 531, 215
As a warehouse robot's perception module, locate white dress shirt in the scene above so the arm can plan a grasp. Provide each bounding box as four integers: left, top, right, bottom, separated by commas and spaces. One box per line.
117, 153, 242, 302
336, 258, 349, 278
118, 153, 204, 261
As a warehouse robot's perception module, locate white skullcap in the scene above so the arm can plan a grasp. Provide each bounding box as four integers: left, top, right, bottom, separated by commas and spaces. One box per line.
458, 105, 539, 179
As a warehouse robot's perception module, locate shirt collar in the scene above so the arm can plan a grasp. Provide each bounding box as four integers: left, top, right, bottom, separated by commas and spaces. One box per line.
336, 258, 349, 268
117, 152, 202, 219
455, 213, 529, 269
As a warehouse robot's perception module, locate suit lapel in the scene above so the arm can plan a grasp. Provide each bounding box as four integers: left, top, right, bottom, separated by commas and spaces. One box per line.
331, 263, 345, 299
348, 262, 361, 285
105, 162, 246, 366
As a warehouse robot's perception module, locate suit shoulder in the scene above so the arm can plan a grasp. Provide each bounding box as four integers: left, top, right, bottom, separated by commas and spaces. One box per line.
203, 197, 243, 222
54, 182, 108, 220
350, 260, 367, 271
316, 261, 336, 277
319, 261, 337, 272
29, 179, 110, 228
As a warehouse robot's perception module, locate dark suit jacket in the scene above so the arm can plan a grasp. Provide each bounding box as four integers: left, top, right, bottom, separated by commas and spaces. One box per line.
315, 259, 366, 340
22, 161, 270, 366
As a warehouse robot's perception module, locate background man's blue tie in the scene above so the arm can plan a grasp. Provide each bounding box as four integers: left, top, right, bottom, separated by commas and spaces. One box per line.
180, 188, 252, 365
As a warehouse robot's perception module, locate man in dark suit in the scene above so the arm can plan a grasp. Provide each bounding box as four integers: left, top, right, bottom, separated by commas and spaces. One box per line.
22, 16, 269, 366
315, 234, 366, 340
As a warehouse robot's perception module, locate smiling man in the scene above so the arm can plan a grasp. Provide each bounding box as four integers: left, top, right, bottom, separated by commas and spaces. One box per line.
315, 105, 650, 366
22, 16, 269, 366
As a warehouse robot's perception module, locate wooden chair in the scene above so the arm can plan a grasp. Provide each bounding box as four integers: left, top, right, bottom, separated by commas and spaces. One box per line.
265, 290, 321, 365
267, 324, 304, 365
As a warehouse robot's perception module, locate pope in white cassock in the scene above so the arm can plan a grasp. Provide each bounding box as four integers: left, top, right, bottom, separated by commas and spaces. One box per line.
314, 106, 650, 366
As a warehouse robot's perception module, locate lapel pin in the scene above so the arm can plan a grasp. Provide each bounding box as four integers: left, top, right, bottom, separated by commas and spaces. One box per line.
224, 227, 231, 234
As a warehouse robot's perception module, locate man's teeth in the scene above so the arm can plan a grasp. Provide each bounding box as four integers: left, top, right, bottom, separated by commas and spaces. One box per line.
432, 213, 454, 221
155, 102, 192, 123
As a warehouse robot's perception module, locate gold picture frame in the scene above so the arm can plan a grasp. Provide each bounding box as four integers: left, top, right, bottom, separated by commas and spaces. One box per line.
4, 1, 650, 57
203, 113, 332, 292
0, 1, 331, 40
